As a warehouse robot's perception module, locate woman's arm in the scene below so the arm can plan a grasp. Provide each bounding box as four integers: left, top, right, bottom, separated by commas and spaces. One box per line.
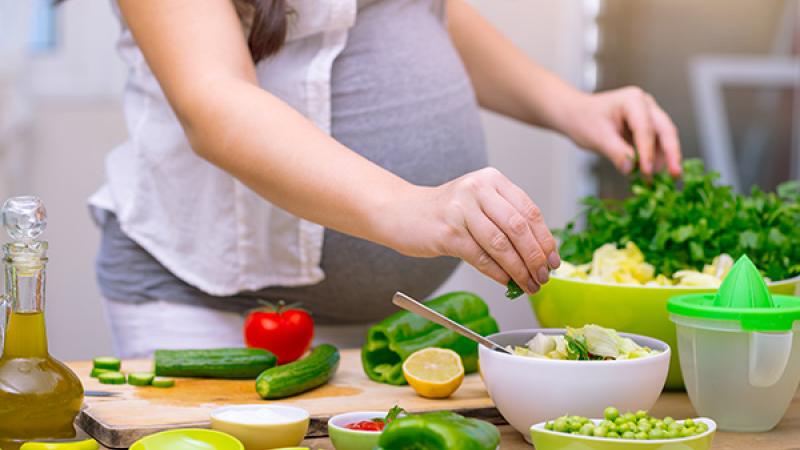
117, 0, 559, 293
447, 0, 681, 177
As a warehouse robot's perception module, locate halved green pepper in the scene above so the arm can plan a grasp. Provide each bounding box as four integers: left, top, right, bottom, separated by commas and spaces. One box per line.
361, 291, 499, 385
376, 411, 501, 450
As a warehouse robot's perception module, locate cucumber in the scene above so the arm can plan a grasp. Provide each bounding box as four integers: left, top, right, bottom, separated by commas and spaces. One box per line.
91, 367, 113, 378
151, 377, 175, 388
256, 344, 340, 399
98, 371, 125, 385
155, 348, 277, 379
128, 372, 155, 386
93, 356, 121, 371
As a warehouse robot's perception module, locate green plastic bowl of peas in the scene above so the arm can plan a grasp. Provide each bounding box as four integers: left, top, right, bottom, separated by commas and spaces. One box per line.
531, 407, 716, 450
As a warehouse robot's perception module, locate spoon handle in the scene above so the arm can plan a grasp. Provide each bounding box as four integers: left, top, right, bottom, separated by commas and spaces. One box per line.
392, 292, 510, 354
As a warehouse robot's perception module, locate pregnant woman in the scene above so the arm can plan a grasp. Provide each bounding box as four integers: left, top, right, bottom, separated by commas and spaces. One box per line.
84, 0, 682, 356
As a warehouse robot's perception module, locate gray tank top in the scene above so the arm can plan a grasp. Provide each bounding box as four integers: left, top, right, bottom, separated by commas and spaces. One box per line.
95, 0, 488, 324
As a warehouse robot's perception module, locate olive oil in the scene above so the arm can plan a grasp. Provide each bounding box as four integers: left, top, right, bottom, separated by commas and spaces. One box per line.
0, 197, 84, 450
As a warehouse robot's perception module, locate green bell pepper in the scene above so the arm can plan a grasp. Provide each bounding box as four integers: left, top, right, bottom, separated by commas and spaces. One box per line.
376, 411, 501, 450
361, 291, 499, 385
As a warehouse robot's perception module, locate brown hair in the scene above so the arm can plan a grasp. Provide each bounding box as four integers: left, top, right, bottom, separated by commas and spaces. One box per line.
55, 0, 288, 62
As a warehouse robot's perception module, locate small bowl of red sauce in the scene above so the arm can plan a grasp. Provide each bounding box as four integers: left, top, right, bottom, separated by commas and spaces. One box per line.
328, 411, 401, 450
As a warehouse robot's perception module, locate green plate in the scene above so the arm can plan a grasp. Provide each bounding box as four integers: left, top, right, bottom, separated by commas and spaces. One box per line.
529, 274, 799, 389
531, 418, 716, 450
129, 429, 244, 450
20, 439, 98, 450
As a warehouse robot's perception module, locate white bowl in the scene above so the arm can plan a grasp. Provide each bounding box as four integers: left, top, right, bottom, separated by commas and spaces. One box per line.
479, 328, 670, 441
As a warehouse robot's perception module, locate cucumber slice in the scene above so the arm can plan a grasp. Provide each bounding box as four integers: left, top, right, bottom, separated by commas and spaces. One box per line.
152, 377, 175, 388
127, 372, 155, 386
98, 371, 126, 385
90, 367, 113, 378
93, 356, 121, 371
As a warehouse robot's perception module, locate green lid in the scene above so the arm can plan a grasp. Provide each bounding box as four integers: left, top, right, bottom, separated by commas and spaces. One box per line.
667, 255, 800, 332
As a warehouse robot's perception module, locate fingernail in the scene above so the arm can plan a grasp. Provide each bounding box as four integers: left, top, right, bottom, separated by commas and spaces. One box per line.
538, 267, 550, 284
548, 252, 561, 269
527, 279, 539, 294
622, 159, 633, 174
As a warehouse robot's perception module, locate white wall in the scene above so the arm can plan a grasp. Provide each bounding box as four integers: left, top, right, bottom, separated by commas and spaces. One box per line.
9, 0, 591, 360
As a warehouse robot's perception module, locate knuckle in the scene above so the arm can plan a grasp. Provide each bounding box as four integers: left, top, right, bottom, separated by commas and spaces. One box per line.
625, 85, 645, 98
490, 233, 511, 251
524, 246, 546, 265
540, 234, 557, 253
475, 251, 493, 268
523, 203, 543, 223
508, 213, 527, 235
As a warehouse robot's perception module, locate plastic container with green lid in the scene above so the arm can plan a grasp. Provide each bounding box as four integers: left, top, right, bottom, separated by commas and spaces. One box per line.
667, 255, 800, 432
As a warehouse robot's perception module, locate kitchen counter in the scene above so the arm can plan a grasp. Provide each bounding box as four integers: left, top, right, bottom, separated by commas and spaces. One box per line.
81, 390, 800, 449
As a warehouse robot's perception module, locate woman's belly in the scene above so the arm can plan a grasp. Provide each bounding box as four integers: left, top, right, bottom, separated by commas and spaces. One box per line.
292, 0, 488, 323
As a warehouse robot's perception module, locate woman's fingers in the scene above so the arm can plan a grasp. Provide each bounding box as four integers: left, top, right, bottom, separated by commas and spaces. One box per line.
492, 177, 560, 269
456, 234, 510, 286
644, 94, 682, 177
477, 189, 549, 286
619, 87, 656, 175
464, 209, 539, 293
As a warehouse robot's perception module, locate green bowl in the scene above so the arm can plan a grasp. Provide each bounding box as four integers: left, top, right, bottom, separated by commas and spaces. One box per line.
328, 411, 387, 450
531, 418, 716, 450
129, 429, 244, 450
529, 275, 800, 389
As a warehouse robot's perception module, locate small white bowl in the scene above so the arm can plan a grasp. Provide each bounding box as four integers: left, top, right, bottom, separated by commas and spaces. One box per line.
479, 329, 670, 441
210, 404, 309, 450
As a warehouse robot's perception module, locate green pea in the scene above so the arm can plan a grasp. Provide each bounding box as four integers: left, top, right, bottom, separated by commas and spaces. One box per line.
635, 410, 648, 419
680, 428, 696, 437
649, 428, 665, 439
696, 422, 709, 433
663, 416, 674, 425
593, 426, 608, 438
544, 421, 554, 431
638, 421, 651, 432
622, 431, 636, 439
623, 412, 636, 423
604, 407, 620, 421
683, 418, 695, 428
619, 423, 632, 433
635, 431, 648, 440
579, 423, 595, 436
666, 429, 679, 439
554, 419, 569, 432
669, 422, 682, 431
606, 431, 620, 439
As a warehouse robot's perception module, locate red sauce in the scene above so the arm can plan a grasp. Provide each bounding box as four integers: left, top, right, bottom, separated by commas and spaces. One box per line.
344, 420, 385, 432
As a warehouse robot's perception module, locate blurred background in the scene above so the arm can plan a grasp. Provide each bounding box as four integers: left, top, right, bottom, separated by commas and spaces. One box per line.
0, 0, 797, 360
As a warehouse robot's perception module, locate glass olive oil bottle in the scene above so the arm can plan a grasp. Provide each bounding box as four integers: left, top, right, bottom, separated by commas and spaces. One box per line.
0, 197, 84, 450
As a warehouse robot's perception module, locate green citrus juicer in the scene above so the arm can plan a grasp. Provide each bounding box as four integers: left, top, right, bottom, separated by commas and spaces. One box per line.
667, 255, 800, 432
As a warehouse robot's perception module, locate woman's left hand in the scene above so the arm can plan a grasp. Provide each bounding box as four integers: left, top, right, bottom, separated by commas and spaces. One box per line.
559, 86, 682, 177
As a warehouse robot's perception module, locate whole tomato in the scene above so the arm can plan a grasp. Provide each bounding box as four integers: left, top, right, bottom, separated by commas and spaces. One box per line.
244, 301, 314, 365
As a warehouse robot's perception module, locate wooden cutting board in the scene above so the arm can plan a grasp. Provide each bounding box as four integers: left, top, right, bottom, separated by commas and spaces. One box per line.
73, 350, 500, 449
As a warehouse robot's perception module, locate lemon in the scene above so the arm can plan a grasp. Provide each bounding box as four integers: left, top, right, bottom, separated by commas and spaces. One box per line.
402, 348, 464, 398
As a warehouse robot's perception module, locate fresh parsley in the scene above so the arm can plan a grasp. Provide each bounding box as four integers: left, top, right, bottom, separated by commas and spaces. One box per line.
557, 159, 800, 281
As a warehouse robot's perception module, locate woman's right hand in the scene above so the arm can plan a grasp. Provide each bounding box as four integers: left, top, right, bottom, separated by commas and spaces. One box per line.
389, 167, 560, 294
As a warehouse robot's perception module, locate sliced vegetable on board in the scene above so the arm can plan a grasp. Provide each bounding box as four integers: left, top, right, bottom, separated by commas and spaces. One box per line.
154, 347, 277, 379
256, 344, 340, 399
244, 301, 315, 365
376, 411, 500, 450
402, 348, 464, 398
362, 291, 499, 385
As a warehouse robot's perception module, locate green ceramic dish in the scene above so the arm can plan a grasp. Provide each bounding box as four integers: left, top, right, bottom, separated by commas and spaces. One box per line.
529, 274, 800, 389
129, 429, 244, 450
328, 411, 387, 450
20, 439, 99, 450
531, 418, 716, 450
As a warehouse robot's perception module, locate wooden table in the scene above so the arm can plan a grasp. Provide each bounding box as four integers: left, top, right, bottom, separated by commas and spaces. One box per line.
71, 352, 800, 450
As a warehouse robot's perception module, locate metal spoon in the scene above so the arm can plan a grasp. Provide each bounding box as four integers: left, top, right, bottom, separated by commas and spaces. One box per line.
392, 291, 511, 354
